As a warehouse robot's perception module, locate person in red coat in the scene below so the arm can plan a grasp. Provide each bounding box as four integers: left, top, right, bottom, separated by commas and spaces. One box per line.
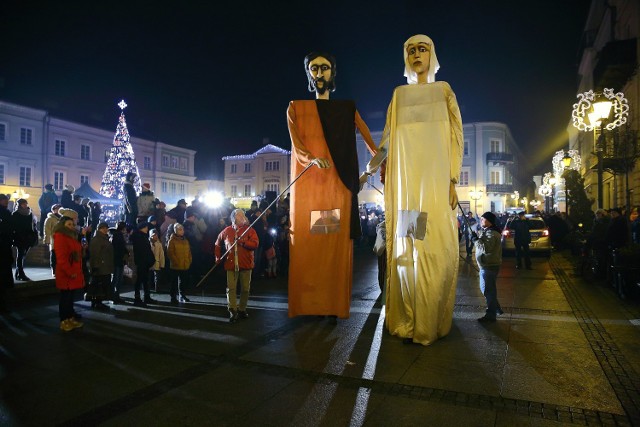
215, 209, 259, 323
54, 216, 86, 332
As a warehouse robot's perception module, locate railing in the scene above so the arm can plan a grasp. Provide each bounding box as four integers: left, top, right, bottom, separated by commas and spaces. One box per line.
486, 152, 514, 163
485, 184, 513, 194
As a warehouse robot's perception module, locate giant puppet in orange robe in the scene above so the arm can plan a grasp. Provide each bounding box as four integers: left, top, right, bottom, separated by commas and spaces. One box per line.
287, 52, 377, 319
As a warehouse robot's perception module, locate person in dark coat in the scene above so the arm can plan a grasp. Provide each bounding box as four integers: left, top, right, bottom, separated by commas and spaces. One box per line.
12, 198, 38, 281
110, 221, 129, 304
166, 199, 187, 225
71, 194, 89, 227
61, 184, 75, 209
0, 194, 14, 308
90, 202, 102, 230
123, 172, 138, 228
605, 208, 628, 250
130, 221, 156, 306
38, 183, 58, 237
88, 222, 114, 309
512, 211, 532, 270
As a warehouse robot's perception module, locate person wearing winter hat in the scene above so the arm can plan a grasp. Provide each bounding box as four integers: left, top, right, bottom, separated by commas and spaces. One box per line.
470, 212, 504, 322
137, 182, 155, 222
12, 198, 39, 281
38, 183, 59, 236
149, 228, 165, 292
130, 220, 155, 305
43, 204, 63, 276
61, 185, 75, 209
88, 222, 113, 309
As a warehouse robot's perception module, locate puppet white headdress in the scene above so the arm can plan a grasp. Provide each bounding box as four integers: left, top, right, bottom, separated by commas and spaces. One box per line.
403, 34, 440, 84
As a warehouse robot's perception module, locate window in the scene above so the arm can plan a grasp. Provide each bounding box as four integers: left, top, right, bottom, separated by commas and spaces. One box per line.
230, 185, 237, 196
180, 158, 187, 170
144, 156, 152, 170
230, 164, 237, 174
20, 128, 33, 145
104, 149, 110, 163
19, 166, 32, 186
162, 155, 169, 167
80, 175, 89, 185
490, 170, 501, 184
55, 139, 66, 156
459, 170, 469, 187
54, 171, 65, 190
170, 183, 176, 195
161, 181, 167, 193
244, 163, 251, 173
463, 140, 469, 156
265, 161, 280, 171
171, 156, 178, 169
244, 184, 251, 196
178, 183, 185, 194
0, 123, 6, 141
266, 183, 280, 193
0, 164, 4, 184
490, 139, 501, 153
81, 144, 91, 160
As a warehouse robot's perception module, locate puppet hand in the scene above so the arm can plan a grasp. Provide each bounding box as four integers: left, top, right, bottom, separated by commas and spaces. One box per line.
449, 181, 459, 210
359, 172, 370, 191
311, 158, 331, 169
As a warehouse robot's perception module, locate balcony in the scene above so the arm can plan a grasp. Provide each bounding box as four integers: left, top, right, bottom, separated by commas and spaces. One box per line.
594, 38, 637, 91
486, 152, 514, 164
485, 184, 513, 194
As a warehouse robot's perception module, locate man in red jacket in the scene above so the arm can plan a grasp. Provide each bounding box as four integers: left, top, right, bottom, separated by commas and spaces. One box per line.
215, 209, 259, 323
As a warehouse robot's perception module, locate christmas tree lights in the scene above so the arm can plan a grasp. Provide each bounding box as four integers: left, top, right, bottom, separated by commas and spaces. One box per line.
100, 100, 142, 199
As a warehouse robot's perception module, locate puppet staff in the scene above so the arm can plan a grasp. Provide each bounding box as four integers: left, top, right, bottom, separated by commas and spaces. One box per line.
196, 160, 319, 288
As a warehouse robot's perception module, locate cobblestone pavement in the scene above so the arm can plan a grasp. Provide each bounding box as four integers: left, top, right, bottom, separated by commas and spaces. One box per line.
2, 245, 640, 426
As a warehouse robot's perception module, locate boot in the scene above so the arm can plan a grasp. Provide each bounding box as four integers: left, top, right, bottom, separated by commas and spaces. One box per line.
229, 309, 238, 323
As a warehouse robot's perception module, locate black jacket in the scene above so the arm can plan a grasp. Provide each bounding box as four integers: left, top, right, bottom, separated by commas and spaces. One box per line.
131, 229, 154, 270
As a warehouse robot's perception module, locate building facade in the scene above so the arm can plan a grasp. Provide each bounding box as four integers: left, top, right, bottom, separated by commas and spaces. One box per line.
461, 122, 527, 215
568, 0, 639, 210
222, 144, 291, 208
0, 100, 197, 218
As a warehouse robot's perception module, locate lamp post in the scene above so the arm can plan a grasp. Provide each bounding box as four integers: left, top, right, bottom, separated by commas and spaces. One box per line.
469, 188, 483, 215
511, 190, 519, 209
572, 88, 629, 208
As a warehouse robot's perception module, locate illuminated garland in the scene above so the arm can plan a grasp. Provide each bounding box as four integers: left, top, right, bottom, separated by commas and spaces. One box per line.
99, 100, 142, 199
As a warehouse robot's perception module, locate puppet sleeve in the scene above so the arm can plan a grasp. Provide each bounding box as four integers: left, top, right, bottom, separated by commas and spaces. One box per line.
355, 110, 378, 156
287, 102, 315, 167
445, 83, 464, 184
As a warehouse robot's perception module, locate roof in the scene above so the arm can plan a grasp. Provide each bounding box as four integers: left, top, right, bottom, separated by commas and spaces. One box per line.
222, 144, 290, 161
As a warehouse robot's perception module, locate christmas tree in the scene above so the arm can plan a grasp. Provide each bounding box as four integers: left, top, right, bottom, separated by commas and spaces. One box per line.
100, 100, 142, 199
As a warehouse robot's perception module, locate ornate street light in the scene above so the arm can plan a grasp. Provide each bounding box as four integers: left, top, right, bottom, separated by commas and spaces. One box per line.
469, 188, 483, 215
572, 88, 629, 207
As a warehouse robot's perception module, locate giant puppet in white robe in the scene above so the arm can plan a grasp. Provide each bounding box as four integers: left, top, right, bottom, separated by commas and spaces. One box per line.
366, 34, 463, 345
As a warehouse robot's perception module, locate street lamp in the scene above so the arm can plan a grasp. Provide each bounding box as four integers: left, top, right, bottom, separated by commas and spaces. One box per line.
469, 188, 483, 215
511, 190, 519, 208
572, 88, 629, 208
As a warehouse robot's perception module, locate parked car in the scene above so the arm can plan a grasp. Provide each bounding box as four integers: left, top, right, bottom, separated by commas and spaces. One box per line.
501, 215, 551, 256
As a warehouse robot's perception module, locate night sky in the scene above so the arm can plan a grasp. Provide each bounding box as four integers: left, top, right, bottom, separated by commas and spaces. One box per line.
0, 1, 590, 179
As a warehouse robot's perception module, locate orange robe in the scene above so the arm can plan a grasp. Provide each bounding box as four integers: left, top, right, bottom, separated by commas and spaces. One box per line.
287, 100, 377, 318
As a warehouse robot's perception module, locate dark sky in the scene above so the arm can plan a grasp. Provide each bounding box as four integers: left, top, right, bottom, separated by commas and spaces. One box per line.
0, 1, 590, 179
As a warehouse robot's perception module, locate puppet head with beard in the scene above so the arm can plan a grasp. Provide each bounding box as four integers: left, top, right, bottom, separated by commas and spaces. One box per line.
304, 52, 337, 95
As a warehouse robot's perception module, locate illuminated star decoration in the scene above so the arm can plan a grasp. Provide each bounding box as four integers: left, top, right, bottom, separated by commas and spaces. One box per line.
99, 101, 141, 199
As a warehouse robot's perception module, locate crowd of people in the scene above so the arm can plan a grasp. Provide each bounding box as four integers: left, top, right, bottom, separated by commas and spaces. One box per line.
0, 173, 294, 327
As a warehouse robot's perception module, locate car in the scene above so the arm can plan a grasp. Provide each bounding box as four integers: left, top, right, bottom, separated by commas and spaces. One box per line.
501, 215, 551, 256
